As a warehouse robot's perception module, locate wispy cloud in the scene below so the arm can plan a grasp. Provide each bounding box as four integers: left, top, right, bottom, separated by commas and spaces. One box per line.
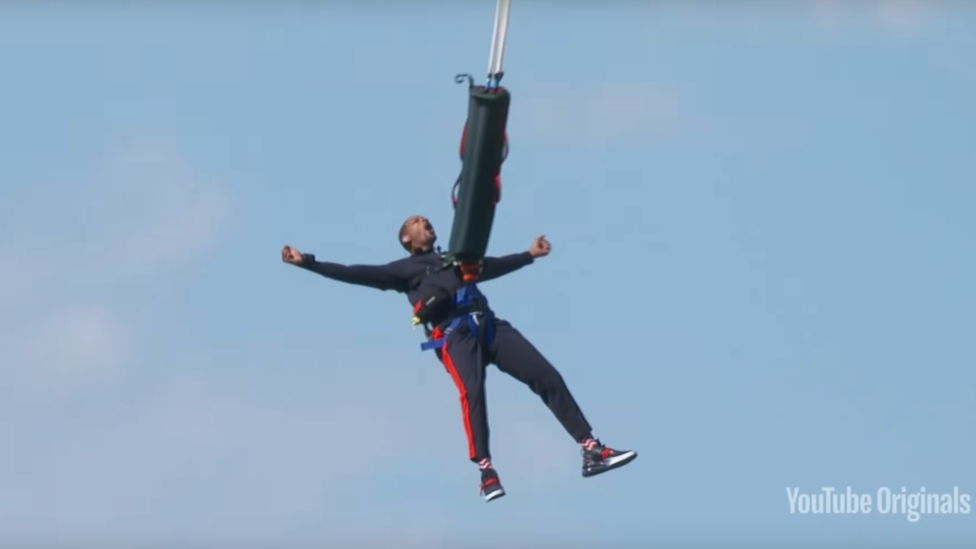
0, 138, 238, 544
12, 304, 130, 393
809, 0, 940, 37
0, 137, 232, 395
516, 81, 805, 154
518, 82, 694, 148
871, 0, 933, 35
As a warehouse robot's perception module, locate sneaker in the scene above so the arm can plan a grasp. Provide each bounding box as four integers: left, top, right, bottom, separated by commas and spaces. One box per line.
480, 468, 506, 502
581, 440, 637, 478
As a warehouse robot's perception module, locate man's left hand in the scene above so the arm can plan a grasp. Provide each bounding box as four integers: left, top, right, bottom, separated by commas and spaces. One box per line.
529, 235, 551, 258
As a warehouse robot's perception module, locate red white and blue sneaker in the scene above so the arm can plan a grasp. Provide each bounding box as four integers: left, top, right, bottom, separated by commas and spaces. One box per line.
581, 440, 638, 478
480, 468, 506, 502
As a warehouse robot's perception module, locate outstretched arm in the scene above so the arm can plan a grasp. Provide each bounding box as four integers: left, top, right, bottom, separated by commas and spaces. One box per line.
479, 235, 552, 282
298, 255, 413, 291
282, 245, 413, 292
480, 252, 535, 282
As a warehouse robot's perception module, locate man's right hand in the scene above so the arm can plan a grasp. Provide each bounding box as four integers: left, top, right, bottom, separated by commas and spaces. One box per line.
281, 245, 304, 265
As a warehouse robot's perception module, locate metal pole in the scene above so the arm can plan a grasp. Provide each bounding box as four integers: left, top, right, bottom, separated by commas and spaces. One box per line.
485, 0, 512, 87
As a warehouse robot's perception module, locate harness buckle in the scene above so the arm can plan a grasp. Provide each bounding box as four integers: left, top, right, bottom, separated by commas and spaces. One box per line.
418, 283, 493, 352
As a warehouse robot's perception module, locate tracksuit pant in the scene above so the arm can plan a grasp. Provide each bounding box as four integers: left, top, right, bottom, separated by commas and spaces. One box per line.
435, 318, 593, 462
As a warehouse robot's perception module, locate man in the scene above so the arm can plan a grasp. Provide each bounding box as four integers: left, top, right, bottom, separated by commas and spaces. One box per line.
282, 215, 636, 502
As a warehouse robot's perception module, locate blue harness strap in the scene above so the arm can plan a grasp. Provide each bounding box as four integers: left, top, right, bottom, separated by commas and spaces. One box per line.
420, 284, 495, 352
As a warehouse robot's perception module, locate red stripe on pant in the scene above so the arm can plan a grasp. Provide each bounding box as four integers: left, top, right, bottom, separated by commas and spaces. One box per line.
441, 342, 477, 460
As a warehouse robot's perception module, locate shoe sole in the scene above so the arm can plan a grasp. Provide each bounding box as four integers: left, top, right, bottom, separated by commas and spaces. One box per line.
582, 450, 638, 478
483, 488, 506, 502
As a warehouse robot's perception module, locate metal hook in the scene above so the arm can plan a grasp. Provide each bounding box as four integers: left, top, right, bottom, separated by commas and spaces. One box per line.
454, 73, 475, 88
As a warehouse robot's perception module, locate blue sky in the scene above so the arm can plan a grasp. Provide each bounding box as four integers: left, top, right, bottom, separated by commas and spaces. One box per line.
1, 1, 974, 546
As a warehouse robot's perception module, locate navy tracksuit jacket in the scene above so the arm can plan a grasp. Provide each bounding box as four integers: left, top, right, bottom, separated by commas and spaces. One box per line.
299, 249, 593, 462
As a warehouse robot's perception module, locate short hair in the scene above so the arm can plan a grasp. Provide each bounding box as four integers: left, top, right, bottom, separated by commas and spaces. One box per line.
398, 219, 411, 252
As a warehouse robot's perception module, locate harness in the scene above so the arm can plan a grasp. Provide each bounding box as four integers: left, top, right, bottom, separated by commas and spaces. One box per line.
418, 283, 496, 352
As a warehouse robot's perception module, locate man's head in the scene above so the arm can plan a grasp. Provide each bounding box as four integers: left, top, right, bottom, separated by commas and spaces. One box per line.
399, 215, 437, 254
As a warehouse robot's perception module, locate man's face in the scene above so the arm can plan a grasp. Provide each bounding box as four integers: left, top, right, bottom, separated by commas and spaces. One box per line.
401, 215, 436, 252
